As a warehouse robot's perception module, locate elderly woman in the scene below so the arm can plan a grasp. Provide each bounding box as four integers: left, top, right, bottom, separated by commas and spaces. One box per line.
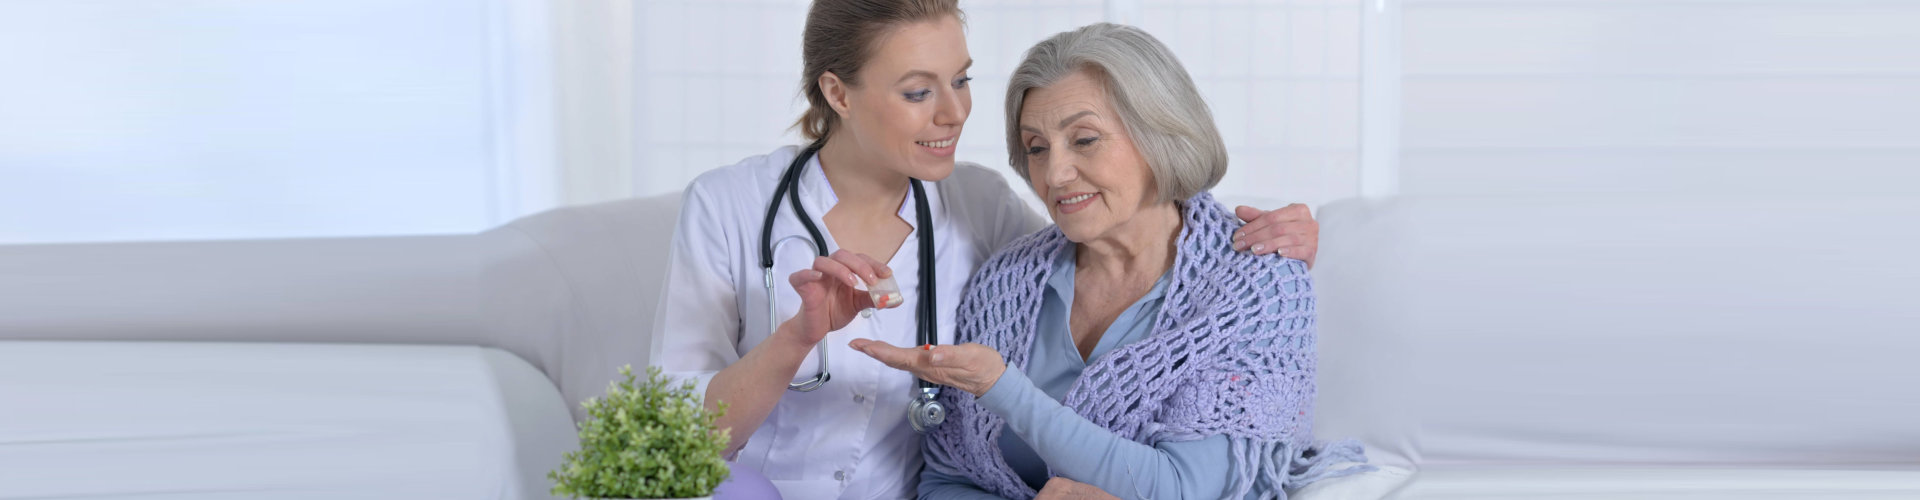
851, 23, 1368, 499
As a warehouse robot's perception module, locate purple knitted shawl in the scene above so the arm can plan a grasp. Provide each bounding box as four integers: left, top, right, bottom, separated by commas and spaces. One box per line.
924, 192, 1369, 499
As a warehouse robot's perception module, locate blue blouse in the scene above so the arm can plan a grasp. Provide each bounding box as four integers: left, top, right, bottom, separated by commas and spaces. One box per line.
919, 243, 1237, 500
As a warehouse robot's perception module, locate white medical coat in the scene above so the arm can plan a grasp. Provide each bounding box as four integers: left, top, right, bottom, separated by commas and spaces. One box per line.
652, 145, 1046, 500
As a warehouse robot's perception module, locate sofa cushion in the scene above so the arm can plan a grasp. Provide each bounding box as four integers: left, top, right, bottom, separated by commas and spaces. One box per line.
1393, 466, 1920, 499
0, 341, 575, 500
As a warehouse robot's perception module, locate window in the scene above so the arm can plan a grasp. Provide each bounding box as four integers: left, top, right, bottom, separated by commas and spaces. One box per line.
0, 0, 554, 244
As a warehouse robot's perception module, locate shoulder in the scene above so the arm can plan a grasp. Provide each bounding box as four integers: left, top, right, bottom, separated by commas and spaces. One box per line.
679, 145, 804, 218
936, 161, 1028, 214
939, 161, 1051, 252
944, 161, 1019, 190
969, 225, 1065, 286
686, 145, 801, 194
1179, 192, 1312, 295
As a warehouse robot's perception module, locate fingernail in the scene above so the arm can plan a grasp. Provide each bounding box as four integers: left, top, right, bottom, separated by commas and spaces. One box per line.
1252, 244, 1265, 253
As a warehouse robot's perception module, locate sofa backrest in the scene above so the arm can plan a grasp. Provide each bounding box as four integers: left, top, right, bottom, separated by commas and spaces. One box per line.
483, 192, 683, 420
0, 192, 686, 423
1309, 195, 1920, 468
11, 190, 1915, 469
0, 234, 485, 344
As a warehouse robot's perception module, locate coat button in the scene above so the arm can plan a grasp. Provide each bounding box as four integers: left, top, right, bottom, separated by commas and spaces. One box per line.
853, 394, 866, 404
834, 470, 846, 481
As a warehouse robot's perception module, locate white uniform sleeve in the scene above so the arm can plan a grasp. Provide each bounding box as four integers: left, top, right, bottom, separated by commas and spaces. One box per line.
997, 194, 1050, 251
952, 164, 1052, 253
650, 180, 742, 401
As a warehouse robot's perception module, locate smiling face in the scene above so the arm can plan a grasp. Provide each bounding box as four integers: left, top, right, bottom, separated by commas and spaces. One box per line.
824, 15, 973, 181
1017, 69, 1162, 243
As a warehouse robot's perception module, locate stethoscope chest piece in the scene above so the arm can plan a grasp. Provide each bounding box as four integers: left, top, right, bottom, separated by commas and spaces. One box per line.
907, 387, 946, 432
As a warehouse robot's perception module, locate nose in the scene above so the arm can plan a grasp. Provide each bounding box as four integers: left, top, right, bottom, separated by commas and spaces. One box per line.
1044, 146, 1077, 190
934, 87, 966, 128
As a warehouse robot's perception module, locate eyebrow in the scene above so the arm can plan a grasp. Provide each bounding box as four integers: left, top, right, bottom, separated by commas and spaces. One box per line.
1020, 110, 1099, 137
1056, 110, 1097, 130
895, 59, 975, 85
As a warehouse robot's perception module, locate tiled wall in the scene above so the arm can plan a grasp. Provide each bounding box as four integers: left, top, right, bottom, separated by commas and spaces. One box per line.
1399, 0, 1920, 196
16, 0, 1899, 244
631, 0, 1366, 210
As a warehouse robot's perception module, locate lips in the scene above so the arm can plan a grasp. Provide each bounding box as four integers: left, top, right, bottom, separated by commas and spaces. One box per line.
1054, 192, 1098, 214
915, 136, 957, 158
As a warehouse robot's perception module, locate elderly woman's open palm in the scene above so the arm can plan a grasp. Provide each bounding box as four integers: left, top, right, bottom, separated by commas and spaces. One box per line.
847, 339, 1007, 397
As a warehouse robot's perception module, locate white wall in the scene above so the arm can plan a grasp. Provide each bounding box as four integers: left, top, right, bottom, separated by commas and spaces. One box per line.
628, 0, 813, 200
626, 0, 1368, 211
1399, 0, 1920, 196
9, 0, 1914, 245
1138, 0, 1366, 209
553, 0, 635, 207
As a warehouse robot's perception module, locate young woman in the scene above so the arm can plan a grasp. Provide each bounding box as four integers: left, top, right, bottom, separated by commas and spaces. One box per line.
652, 2, 1321, 499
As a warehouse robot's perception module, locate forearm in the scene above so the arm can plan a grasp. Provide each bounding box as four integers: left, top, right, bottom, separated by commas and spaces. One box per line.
981, 370, 1227, 500
704, 321, 815, 456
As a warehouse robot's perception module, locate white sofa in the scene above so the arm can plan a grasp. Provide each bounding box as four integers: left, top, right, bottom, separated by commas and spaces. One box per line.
1307, 195, 1920, 499
0, 194, 684, 499
3, 192, 1915, 499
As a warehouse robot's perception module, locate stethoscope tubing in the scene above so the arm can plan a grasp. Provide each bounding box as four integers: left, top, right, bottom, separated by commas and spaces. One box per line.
760, 142, 939, 395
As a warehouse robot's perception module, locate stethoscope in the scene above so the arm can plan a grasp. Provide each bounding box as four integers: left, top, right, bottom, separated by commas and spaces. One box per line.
758, 140, 946, 433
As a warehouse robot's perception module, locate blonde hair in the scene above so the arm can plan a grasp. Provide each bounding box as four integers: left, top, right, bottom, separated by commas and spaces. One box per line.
793, 0, 964, 142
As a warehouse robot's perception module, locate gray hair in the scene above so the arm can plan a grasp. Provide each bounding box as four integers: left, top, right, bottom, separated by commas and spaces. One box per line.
1004, 23, 1227, 203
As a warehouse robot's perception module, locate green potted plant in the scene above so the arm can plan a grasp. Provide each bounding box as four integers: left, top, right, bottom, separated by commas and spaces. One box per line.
550, 365, 731, 500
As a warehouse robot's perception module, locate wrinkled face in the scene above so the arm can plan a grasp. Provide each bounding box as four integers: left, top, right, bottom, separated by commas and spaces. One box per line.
832, 15, 972, 181
1018, 70, 1159, 243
